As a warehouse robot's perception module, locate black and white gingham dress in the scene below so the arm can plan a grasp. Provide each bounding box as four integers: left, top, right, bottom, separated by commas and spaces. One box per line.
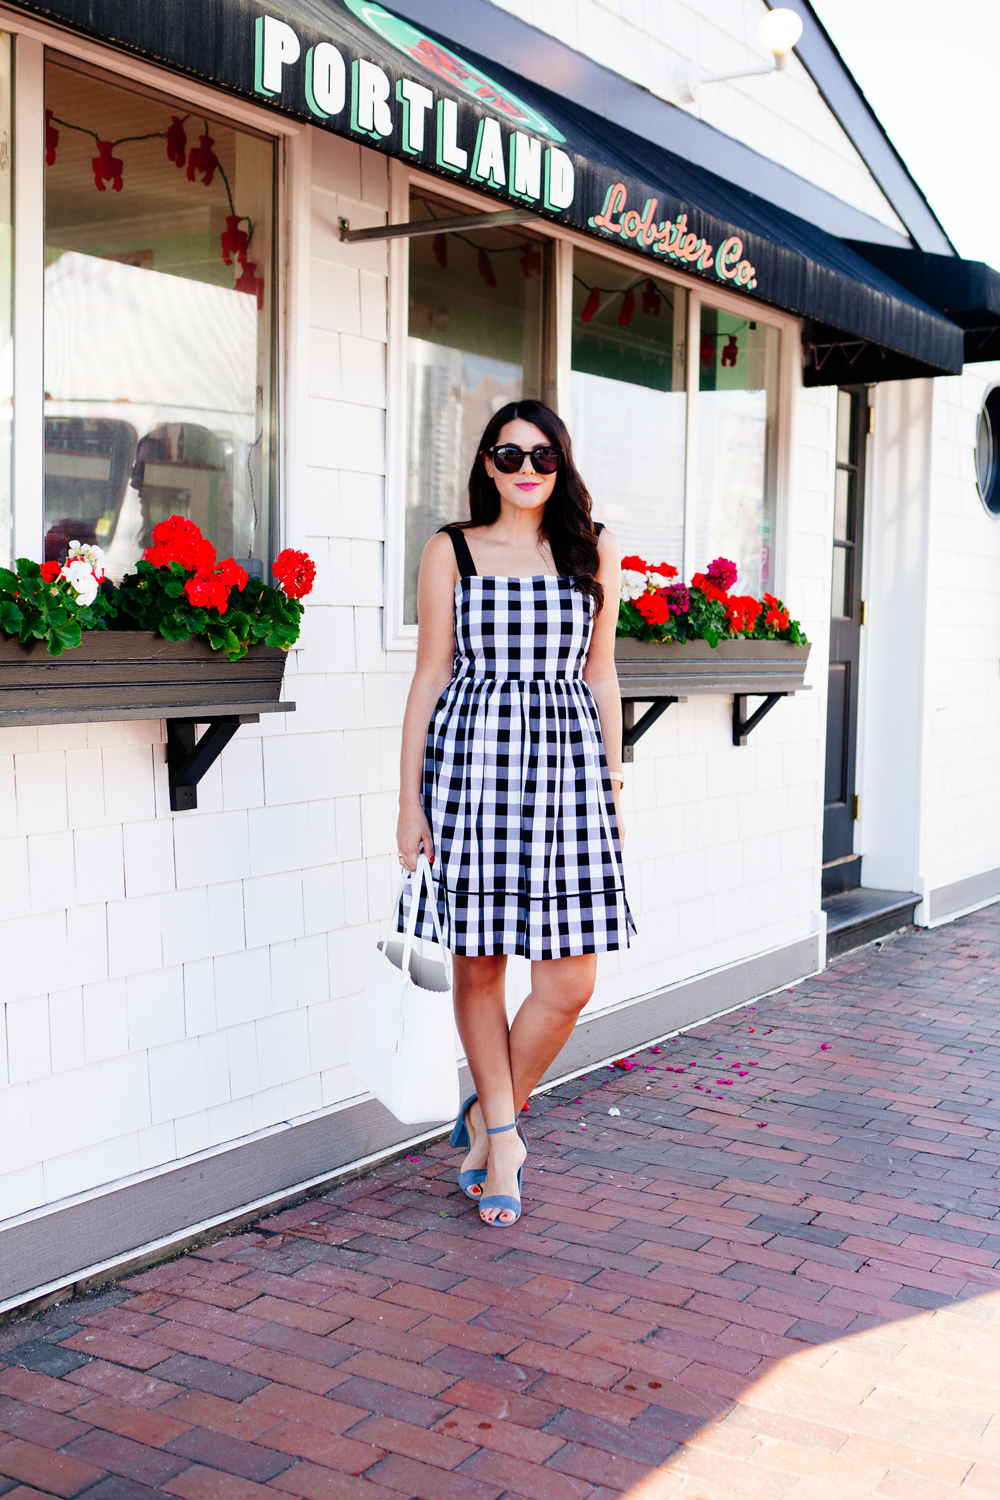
401, 527, 634, 959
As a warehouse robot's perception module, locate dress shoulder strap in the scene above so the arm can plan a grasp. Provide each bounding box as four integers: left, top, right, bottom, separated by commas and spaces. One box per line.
594, 521, 605, 536
439, 526, 477, 577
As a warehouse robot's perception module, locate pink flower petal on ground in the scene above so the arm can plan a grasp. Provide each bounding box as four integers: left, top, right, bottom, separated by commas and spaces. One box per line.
748, 1061, 758, 1066
757, 1122, 767, 1128
821, 1043, 830, 1050
651, 1047, 660, 1054
673, 1084, 678, 1088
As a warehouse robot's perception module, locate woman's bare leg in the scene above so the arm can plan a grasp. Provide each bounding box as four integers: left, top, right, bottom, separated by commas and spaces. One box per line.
508, 954, 598, 1109
451, 953, 524, 1223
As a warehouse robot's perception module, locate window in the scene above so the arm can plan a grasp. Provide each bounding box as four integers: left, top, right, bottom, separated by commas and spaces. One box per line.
0, 35, 11, 569
570, 250, 686, 567
44, 59, 275, 580
832, 389, 861, 617
697, 306, 778, 595
404, 191, 547, 622
976, 385, 1000, 515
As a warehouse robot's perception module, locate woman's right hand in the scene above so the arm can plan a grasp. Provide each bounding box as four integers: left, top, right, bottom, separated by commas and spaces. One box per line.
397, 803, 434, 872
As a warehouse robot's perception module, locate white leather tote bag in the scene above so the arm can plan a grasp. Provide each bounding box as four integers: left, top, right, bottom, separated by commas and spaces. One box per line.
349, 854, 459, 1125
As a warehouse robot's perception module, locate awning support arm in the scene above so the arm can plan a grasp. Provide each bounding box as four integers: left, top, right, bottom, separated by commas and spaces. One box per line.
339, 209, 538, 244
733, 693, 785, 747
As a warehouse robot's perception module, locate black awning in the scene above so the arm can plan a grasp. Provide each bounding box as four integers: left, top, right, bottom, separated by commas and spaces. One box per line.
845, 245, 1000, 365
12, 0, 965, 382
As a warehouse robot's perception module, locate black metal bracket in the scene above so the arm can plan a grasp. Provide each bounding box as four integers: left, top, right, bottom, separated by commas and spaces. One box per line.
166, 717, 253, 811
622, 697, 680, 762
733, 692, 787, 747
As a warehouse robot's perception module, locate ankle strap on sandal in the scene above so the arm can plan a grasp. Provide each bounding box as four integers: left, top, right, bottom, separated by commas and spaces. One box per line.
485, 1121, 517, 1135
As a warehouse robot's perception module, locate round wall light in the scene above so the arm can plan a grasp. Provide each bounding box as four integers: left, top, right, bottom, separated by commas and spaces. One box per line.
758, 9, 804, 61
976, 385, 1000, 515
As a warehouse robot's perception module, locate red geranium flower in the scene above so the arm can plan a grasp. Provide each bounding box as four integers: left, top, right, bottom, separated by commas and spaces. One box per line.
40, 561, 62, 582
620, 554, 649, 573
217, 557, 249, 592
691, 572, 730, 604
650, 562, 679, 579
144, 516, 216, 572
763, 592, 790, 631
184, 568, 232, 612
726, 595, 762, 634
634, 591, 670, 625
273, 548, 316, 599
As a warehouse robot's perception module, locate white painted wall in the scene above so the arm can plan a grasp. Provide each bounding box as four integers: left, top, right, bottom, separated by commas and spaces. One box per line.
487, 0, 908, 236
858, 378, 932, 895
918, 363, 1000, 903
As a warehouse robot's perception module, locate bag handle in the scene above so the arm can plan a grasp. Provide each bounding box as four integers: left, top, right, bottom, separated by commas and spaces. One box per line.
397, 854, 451, 985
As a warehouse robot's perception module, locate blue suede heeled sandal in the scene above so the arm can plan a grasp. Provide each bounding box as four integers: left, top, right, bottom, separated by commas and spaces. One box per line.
478, 1121, 525, 1226
450, 1094, 487, 1199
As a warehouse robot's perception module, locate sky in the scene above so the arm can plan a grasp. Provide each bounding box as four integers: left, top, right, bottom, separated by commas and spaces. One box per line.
810, 0, 1000, 268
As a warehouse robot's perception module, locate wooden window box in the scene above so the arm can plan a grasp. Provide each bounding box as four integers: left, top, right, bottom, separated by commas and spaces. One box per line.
614, 638, 811, 751
0, 633, 295, 806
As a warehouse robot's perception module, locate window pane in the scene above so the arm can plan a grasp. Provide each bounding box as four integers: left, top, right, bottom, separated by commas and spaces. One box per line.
44, 61, 275, 581
831, 543, 849, 618
836, 389, 853, 466
0, 36, 11, 568
569, 249, 686, 567
404, 193, 546, 623
834, 467, 851, 541
696, 307, 778, 596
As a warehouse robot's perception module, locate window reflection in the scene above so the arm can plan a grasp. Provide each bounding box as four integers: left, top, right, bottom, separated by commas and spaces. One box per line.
570, 250, 686, 566
404, 194, 546, 622
696, 307, 778, 596
43, 61, 274, 580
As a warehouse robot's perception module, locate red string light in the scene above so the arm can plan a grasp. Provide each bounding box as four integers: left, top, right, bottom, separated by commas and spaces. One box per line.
432, 233, 447, 269
91, 140, 124, 192
721, 334, 739, 367
45, 109, 59, 167
580, 286, 600, 322
221, 215, 249, 266
477, 247, 497, 288
641, 279, 661, 316
187, 133, 219, 187
166, 115, 187, 169
618, 287, 635, 326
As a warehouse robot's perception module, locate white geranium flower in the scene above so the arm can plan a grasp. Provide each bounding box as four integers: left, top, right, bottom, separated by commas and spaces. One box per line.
67, 540, 107, 580
620, 569, 648, 602
647, 572, 672, 590
61, 558, 99, 606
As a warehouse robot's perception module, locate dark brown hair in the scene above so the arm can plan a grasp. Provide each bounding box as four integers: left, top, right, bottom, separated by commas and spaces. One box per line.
466, 400, 604, 611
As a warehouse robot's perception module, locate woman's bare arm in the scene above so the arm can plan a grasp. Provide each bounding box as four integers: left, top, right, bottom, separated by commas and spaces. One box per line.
582, 528, 625, 845
397, 532, 459, 869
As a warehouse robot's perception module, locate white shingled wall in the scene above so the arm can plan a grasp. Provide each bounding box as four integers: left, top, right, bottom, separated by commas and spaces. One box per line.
486, 0, 909, 236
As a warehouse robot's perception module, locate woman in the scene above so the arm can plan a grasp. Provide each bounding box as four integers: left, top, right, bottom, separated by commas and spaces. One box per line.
396, 399, 633, 1226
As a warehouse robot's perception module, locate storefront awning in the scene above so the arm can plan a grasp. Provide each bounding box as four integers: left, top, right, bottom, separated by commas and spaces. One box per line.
844, 245, 1000, 366
13, 0, 968, 383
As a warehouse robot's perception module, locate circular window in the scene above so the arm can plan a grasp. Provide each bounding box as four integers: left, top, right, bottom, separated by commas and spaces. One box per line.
976, 386, 1000, 514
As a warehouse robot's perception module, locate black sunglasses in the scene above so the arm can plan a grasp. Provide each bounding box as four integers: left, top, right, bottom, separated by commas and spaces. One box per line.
485, 444, 562, 475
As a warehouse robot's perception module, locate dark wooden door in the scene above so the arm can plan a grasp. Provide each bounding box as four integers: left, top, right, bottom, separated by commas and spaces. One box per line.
823, 388, 867, 866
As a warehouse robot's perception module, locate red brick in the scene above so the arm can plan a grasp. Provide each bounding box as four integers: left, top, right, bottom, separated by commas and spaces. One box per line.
59, 1330, 168, 1370
162, 1464, 276, 1500
440, 1380, 559, 1430
141, 1320, 255, 1365
375, 1284, 489, 1323
158, 1389, 277, 1442
254, 1418, 383, 1474
231, 1351, 340, 1396
547, 1440, 656, 1492
268, 1458, 406, 1500
432, 1409, 565, 1463
0, 1370, 90, 1413
332, 1351, 454, 1398
63, 1428, 191, 1487
350, 1415, 477, 1470
414, 1317, 521, 1357
64, 1361, 184, 1408
0, 1396, 91, 1448
526, 1375, 646, 1427
316, 1291, 428, 1330
234, 1297, 348, 1337
327, 1319, 443, 1363
361, 1453, 501, 1500
0, 1437, 106, 1497
505, 1342, 626, 1389
459, 1446, 592, 1500
239, 1385, 368, 1433
73, 1393, 192, 1447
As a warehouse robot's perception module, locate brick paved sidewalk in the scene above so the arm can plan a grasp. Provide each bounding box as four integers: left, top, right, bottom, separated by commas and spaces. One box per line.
3, 910, 1000, 1500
